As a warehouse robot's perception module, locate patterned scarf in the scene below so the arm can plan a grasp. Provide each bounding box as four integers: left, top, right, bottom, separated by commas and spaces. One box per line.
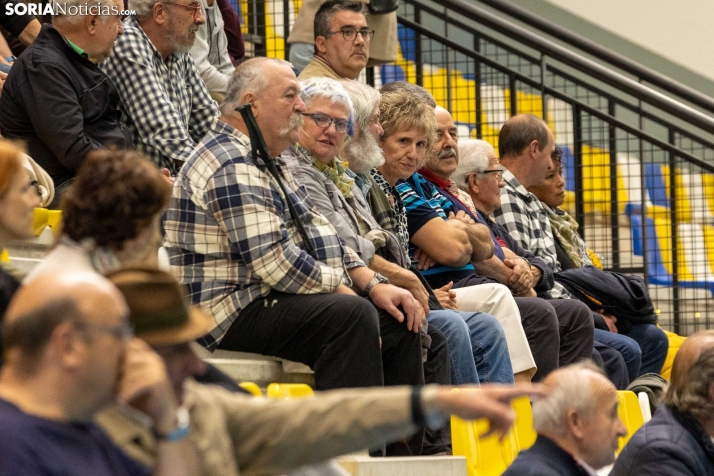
544, 205, 592, 268
370, 169, 410, 253
299, 144, 355, 199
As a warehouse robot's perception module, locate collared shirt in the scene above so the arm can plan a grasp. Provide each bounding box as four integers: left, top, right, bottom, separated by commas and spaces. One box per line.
396, 173, 476, 284
349, 170, 374, 203
493, 168, 569, 299
65, 39, 87, 58
163, 118, 363, 350
101, 17, 220, 173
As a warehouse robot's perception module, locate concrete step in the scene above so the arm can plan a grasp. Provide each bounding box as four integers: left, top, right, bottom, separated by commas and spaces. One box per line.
336, 455, 466, 476
195, 348, 314, 388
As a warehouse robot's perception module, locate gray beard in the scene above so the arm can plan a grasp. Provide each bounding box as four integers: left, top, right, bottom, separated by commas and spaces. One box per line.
343, 135, 385, 174
280, 112, 304, 137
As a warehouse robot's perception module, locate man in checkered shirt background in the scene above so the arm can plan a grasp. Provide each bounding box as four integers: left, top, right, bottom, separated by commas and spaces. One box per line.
102, 0, 220, 175
494, 114, 667, 389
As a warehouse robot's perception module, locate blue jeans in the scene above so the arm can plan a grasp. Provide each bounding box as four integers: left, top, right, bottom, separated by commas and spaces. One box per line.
427, 310, 514, 385
623, 323, 669, 376
594, 328, 641, 384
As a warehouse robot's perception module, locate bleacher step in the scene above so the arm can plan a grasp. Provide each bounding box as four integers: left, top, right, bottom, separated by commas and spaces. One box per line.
336, 455, 466, 476
195, 348, 314, 387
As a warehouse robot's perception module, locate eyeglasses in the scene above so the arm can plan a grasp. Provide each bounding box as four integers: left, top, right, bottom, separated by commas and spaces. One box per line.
302, 112, 350, 134
162, 0, 202, 20
325, 27, 375, 42
77, 321, 135, 340
477, 169, 503, 179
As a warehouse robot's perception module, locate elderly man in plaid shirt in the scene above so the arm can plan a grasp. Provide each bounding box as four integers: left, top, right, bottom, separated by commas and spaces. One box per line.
163, 57, 435, 455
102, 0, 220, 175
494, 114, 668, 388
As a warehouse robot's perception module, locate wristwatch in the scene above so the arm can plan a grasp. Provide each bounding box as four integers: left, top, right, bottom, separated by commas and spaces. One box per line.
153, 407, 190, 442
363, 272, 389, 297
5, 56, 16, 63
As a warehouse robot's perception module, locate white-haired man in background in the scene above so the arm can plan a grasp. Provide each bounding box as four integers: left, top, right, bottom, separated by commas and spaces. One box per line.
503, 362, 626, 476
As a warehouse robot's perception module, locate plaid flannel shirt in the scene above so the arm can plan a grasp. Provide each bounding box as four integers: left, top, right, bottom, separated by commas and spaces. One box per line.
493, 168, 570, 299
163, 119, 364, 350
101, 17, 219, 173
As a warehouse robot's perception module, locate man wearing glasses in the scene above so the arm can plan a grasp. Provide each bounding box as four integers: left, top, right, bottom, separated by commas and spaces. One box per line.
0, 272, 197, 476
297, 0, 374, 81
102, 0, 220, 175
289, 0, 396, 76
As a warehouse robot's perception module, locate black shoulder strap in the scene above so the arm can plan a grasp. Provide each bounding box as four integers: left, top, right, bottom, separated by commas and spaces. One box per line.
235, 105, 316, 258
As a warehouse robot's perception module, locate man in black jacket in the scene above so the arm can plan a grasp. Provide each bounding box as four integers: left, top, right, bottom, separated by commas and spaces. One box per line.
613, 331, 714, 476
504, 362, 626, 476
0, 0, 131, 206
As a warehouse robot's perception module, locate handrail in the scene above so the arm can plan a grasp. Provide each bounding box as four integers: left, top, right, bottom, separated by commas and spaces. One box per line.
474, 0, 714, 115
403, 0, 714, 134
397, 17, 714, 174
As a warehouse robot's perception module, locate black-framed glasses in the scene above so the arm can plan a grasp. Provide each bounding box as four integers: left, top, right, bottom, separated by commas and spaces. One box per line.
325, 27, 375, 42
162, 0, 202, 20
77, 321, 135, 340
302, 112, 350, 134
478, 169, 503, 179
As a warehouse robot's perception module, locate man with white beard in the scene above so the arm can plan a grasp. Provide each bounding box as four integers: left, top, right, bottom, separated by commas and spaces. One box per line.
102, 0, 220, 173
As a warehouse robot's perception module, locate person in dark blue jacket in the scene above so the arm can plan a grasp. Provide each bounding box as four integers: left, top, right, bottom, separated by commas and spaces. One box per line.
504, 361, 626, 476
612, 331, 714, 476
0, 0, 131, 206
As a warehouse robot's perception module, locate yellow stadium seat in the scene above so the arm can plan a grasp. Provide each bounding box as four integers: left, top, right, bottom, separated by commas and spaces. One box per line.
659, 330, 685, 381
47, 210, 62, 238
33, 207, 49, 236
239, 382, 263, 396
498, 396, 536, 465
452, 395, 535, 476
266, 383, 314, 399
452, 415, 511, 476
616, 390, 644, 454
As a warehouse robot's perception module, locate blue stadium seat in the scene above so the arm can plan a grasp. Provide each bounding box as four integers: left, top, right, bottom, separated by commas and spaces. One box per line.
644, 163, 669, 209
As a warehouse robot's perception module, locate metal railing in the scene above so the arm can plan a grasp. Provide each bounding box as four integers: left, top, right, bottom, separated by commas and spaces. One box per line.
242, 0, 714, 334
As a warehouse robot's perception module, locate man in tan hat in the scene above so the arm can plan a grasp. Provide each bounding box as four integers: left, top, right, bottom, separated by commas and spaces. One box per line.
98, 268, 541, 476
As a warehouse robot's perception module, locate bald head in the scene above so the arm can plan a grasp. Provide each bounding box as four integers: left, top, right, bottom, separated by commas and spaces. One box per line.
2, 273, 127, 374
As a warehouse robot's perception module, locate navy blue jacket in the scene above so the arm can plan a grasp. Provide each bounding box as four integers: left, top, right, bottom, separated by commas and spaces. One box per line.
611, 405, 714, 476
503, 435, 590, 476
0, 24, 131, 188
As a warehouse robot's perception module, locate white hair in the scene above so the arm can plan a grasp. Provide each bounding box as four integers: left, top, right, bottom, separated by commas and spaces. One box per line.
532, 362, 605, 438
299, 77, 354, 134
53, 0, 117, 24
220, 57, 293, 113
340, 80, 380, 131
452, 139, 494, 191
128, 0, 158, 20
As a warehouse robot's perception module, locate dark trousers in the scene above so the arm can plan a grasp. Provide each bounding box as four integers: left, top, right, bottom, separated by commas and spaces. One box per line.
592, 341, 629, 389
219, 291, 424, 390
218, 291, 426, 455
514, 297, 560, 382
547, 299, 596, 366
422, 326, 451, 455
